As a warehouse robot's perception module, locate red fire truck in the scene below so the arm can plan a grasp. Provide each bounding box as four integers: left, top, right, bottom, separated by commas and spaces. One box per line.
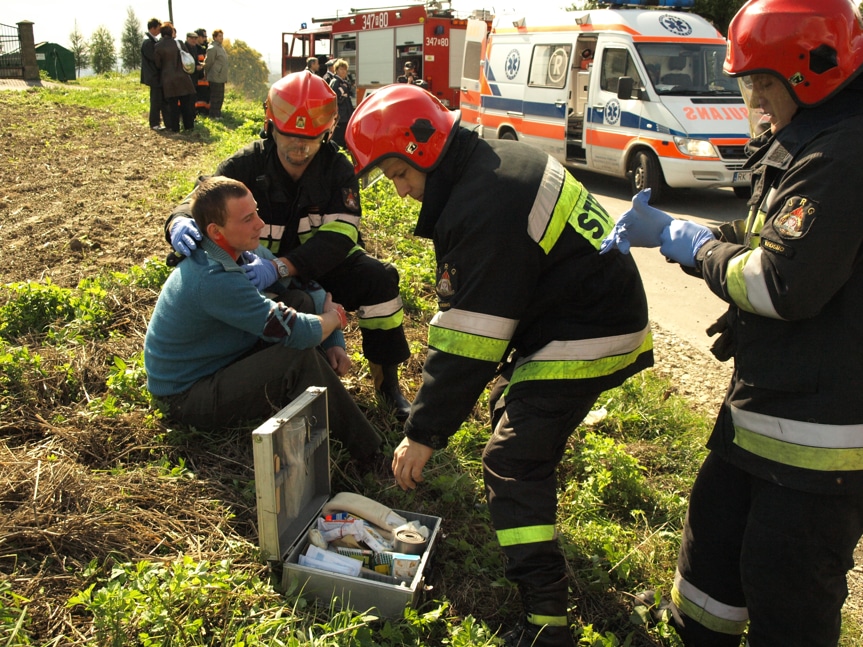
282, 3, 491, 108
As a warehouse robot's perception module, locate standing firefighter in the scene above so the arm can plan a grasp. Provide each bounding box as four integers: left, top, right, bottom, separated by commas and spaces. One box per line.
164, 72, 412, 419
602, 0, 863, 644
346, 84, 653, 647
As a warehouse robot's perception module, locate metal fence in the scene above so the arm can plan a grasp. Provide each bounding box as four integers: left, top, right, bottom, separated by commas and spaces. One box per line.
0, 22, 23, 77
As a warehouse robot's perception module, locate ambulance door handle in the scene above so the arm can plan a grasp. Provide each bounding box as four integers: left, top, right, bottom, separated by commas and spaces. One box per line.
506, 111, 524, 117
554, 100, 565, 108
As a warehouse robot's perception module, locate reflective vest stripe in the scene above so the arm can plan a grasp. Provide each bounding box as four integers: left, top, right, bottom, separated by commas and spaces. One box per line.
672, 570, 749, 635
507, 327, 652, 387
526, 613, 568, 627
527, 158, 614, 253
726, 247, 782, 319
731, 405, 863, 471
496, 524, 556, 546
357, 296, 405, 331
319, 220, 360, 244
427, 309, 518, 362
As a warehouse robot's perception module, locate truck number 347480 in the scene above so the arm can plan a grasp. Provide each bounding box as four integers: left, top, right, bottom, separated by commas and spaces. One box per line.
361, 13, 389, 30
426, 37, 449, 47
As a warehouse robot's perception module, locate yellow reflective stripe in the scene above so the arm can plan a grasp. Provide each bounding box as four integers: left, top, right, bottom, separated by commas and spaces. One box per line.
357, 309, 404, 332
319, 220, 360, 244
428, 325, 510, 362
734, 427, 863, 472
672, 571, 748, 636
726, 248, 782, 319
526, 613, 568, 627
496, 524, 556, 547
508, 331, 653, 387
731, 404, 863, 471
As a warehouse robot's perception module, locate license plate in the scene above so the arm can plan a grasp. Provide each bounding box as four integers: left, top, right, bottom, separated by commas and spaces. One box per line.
733, 170, 752, 183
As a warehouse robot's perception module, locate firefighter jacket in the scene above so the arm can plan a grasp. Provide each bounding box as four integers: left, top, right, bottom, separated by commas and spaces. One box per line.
694, 84, 863, 495
403, 129, 654, 450
165, 138, 364, 281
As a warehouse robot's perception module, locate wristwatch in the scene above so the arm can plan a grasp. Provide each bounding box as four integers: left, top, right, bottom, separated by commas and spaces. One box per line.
274, 258, 290, 278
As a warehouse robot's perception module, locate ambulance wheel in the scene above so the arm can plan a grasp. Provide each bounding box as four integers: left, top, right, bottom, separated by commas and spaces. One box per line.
733, 186, 752, 199
629, 151, 663, 203
500, 130, 517, 141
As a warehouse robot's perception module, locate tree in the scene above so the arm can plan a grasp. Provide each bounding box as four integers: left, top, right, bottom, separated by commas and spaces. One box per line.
692, 0, 748, 35
225, 39, 270, 104
120, 7, 142, 72
68, 21, 89, 75
89, 26, 117, 75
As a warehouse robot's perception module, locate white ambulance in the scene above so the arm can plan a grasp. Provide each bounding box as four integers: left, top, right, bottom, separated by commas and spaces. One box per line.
459, 3, 752, 202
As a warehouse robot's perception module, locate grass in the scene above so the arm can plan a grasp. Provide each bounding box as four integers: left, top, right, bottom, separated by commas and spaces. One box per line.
1, 73, 860, 647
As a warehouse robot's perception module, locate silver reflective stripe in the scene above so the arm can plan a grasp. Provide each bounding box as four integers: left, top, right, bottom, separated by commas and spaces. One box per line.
526, 157, 565, 245
741, 247, 783, 319
730, 405, 863, 449
357, 295, 404, 319
674, 569, 749, 624
515, 324, 650, 364
297, 217, 311, 235
265, 223, 287, 240
429, 308, 519, 341
322, 212, 361, 227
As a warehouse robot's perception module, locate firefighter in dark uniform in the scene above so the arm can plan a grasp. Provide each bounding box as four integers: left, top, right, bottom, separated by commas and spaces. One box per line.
346, 84, 654, 647
164, 72, 412, 419
601, 0, 863, 644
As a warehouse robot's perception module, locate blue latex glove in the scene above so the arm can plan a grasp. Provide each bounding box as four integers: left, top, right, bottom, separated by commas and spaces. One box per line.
660, 220, 716, 267
600, 188, 673, 254
169, 217, 202, 256
242, 252, 279, 290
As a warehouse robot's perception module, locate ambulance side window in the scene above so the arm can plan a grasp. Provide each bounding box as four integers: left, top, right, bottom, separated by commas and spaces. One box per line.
600, 48, 644, 94
528, 44, 572, 89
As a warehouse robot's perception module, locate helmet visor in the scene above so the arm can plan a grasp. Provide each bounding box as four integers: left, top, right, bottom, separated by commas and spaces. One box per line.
738, 76, 772, 138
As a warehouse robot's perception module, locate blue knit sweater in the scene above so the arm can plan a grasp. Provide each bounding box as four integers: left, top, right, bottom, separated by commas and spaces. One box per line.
144, 239, 340, 397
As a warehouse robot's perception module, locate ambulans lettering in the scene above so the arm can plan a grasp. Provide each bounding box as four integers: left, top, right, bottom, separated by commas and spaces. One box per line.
682, 106, 749, 121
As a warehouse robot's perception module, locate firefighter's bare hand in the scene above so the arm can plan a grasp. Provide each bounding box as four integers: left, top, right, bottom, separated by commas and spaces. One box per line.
392, 437, 434, 491
326, 346, 351, 377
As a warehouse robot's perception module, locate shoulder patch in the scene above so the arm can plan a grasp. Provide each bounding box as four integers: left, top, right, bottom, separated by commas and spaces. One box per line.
436, 262, 457, 310
342, 187, 359, 212
773, 196, 817, 239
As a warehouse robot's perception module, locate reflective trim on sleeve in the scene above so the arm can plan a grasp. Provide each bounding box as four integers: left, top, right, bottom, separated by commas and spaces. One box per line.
526, 613, 568, 628
319, 220, 360, 244
356, 296, 405, 331
496, 524, 557, 547
427, 308, 517, 363
731, 405, 863, 471
672, 570, 749, 636
507, 326, 652, 387
726, 248, 783, 319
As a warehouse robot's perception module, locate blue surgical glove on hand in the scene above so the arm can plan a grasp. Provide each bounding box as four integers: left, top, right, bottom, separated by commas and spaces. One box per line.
242, 252, 279, 290
599, 188, 673, 254
169, 217, 202, 256
660, 219, 716, 267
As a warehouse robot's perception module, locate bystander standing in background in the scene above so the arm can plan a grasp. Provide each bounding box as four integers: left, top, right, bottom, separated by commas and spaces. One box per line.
205, 29, 228, 120
140, 18, 165, 130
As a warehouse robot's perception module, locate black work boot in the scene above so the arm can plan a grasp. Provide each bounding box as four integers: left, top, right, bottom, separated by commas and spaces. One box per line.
502, 577, 574, 647
369, 362, 411, 422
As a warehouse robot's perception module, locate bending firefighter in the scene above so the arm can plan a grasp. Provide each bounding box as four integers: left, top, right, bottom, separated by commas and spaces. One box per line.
164, 72, 412, 419
346, 84, 653, 647
601, 0, 863, 644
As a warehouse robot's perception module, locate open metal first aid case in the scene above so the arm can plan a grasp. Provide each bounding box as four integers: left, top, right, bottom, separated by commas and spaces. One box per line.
252, 387, 442, 618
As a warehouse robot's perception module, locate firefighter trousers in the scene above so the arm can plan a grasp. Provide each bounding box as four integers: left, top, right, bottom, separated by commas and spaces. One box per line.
669, 451, 863, 647
483, 374, 601, 592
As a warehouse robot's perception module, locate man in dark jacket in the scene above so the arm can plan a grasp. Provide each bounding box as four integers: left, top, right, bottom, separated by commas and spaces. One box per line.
346, 83, 654, 647
140, 18, 164, 130
602, 0, 863, 644
163, 72, 412, 420
154, 22, 196, 132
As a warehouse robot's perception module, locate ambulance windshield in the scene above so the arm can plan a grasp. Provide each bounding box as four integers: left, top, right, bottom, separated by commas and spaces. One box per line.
636, 43, 740, 96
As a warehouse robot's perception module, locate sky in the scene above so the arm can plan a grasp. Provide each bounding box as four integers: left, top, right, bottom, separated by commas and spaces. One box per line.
3, 1, 573, 75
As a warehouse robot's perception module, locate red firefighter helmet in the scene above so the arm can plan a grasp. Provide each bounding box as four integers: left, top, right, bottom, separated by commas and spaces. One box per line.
346, 83, 460, 176
724, 0, 863, 106
265, 71, 337, 138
